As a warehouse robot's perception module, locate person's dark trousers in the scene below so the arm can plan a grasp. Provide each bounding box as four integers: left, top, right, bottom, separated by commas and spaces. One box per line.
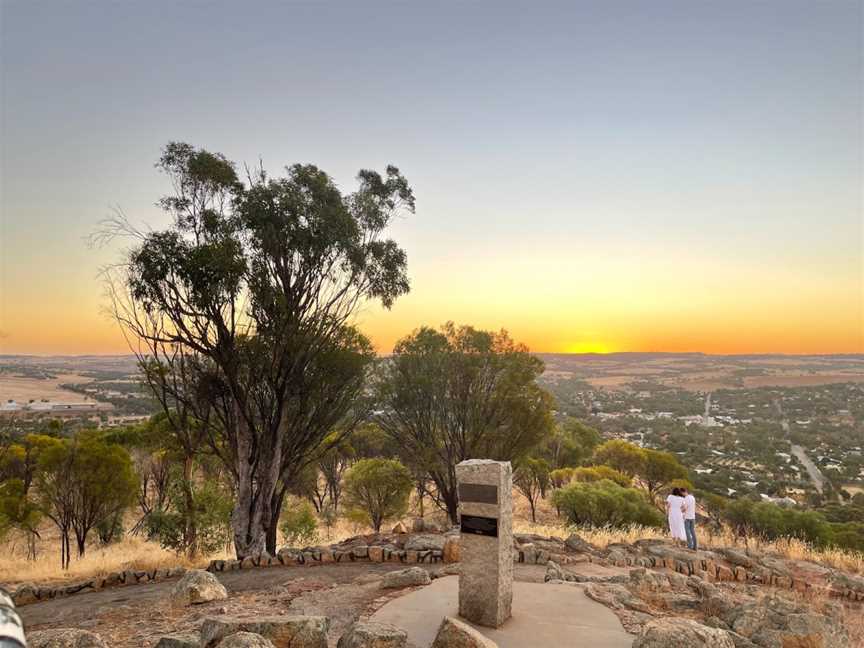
685, 519, 697, 550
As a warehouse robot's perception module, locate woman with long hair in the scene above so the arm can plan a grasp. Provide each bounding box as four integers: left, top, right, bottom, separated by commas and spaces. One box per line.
665, 487, 687, 547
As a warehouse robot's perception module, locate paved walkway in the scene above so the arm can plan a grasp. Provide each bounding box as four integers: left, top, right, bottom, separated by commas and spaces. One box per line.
372, 575, 633, 648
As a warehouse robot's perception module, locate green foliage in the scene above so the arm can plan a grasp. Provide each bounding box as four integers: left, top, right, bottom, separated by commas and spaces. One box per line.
538, 418, 601, 469
119, 141, 414, 557
279, 498, 319, 547
592, 440, 646, 477
376, 322, 555, 523
641, 449, 689, 500
147, 477, 233, 554
514, 457, 551, 522
723, 499, 832, 547
552, 479, 664, 529
0, 479, 41, 540
36, 433, 137, 566
572, 465, 633, 487
343, 458, 413, 532
549, 467, 576, 488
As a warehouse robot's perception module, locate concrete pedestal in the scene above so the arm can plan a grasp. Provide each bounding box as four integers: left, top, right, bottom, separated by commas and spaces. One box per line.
456, 459, 513, 628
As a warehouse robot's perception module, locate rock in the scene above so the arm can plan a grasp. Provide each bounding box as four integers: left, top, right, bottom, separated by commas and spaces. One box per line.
633, 618, 735, 648
724, 597, 849, 648
443, 535, 460, 563
584, 583, 654, 614
718, 548, 756, 569
404, 534, 446, 551
430, 617, 497, 648
629, 568, 669, 590
216, 632, 275, 648
391, 522, 408, 534
155, 635, 199, 648
170, 569, 229, 606
11, 583, 38, 606
544, 561, 567, 582
200, 616, 329, 648
337, 621, 407, 648
381, 567, 431, 589
564, 533, 593, 553
27, 628, 109, 648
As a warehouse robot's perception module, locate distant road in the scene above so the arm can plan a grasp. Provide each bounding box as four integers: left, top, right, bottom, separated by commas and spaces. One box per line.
775, 400, 825, 495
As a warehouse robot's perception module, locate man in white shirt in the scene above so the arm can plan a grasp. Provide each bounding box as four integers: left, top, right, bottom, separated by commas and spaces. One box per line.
682, 487, 697, 551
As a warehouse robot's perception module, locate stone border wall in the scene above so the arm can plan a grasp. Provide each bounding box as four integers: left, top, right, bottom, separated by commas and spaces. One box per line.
9, 540, 863, 608
598, 552, 864, 602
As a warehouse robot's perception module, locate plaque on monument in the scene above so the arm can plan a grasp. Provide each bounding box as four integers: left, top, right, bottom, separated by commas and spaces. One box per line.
458, 482, 498, 504
456, 459, 513, 629
460, 514, 498, 537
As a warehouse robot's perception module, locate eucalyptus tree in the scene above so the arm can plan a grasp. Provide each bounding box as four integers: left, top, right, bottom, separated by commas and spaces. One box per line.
376, 323, 555, 524
109, 142, 413, 557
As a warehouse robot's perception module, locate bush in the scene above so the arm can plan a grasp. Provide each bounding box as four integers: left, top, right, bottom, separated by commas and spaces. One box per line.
147, 477, 233, 555
343, 458, 413, 532
552, 479, 664, 528
549, 467, 575, 488
723, 499, 832, 547
572, 465, 632, 487
280, 498, 319, 547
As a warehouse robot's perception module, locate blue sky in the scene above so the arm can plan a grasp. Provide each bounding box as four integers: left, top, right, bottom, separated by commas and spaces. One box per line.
1, 1, 861, 354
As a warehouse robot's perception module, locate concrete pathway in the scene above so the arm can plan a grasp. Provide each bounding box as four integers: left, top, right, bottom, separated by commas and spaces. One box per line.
372, 576, 633, 648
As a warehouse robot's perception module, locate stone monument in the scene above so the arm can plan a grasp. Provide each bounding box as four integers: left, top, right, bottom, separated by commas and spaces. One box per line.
455, 459, 513, 628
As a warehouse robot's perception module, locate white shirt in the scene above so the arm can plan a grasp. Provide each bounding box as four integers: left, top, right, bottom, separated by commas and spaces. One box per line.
683, 494, 696, 520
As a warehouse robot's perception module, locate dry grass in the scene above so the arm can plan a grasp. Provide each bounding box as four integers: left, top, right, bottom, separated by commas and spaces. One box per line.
3, 493, 861, 586
0, 536, 206, 586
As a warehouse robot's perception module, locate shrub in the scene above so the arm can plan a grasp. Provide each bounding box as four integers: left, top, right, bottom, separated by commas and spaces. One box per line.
343, 458, 413, 532
549, 467, 575, 488
572, 465, 632, 487
280, 498, 319, 547
723, 499, 832, 547
147, 477, 233, 555
552, 479, 664, 528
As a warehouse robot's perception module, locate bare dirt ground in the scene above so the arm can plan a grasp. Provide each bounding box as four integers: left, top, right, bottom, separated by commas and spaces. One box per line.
0, 373, 94, 403
19, 562, 600, 647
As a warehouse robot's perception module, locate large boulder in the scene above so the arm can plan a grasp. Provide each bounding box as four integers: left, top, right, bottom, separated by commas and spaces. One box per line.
633, 618, 735, 648
337, 621, 407, 648
27, 629, 108, 648
404, 534, 446, 551
430, 617, 497, 648
155, 635, 199, 648
200, 615, 329, 648
381, 567, 431, 589
170, 569, 229, 606
216, 632, 275, 648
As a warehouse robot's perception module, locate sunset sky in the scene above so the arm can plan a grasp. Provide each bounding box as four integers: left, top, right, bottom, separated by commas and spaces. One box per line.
1, 1, 861, 356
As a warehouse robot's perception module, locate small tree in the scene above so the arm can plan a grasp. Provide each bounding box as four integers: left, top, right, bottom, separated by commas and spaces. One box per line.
514, 457, 551, 523
639, 449, 688, 503
592, 440, 646, 477
0, 479, 42, 560
343, 459, 412, 533
36, 434, 137, 566
376, 323, 555, 523
549, 467, 575, 489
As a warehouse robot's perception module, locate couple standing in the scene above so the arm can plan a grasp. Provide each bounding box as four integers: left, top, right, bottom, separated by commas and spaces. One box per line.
666, 487, 697, 550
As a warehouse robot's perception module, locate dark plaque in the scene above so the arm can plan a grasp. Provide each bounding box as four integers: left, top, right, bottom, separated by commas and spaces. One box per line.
459, 482, 498, 505
460, 514, 499, 538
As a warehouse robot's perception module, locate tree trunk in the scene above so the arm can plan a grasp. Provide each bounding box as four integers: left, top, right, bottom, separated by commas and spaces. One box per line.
232, 431, 280, 559
266, 485, 288, 556
181, 457, 198, 559
528, 496, 537, 523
